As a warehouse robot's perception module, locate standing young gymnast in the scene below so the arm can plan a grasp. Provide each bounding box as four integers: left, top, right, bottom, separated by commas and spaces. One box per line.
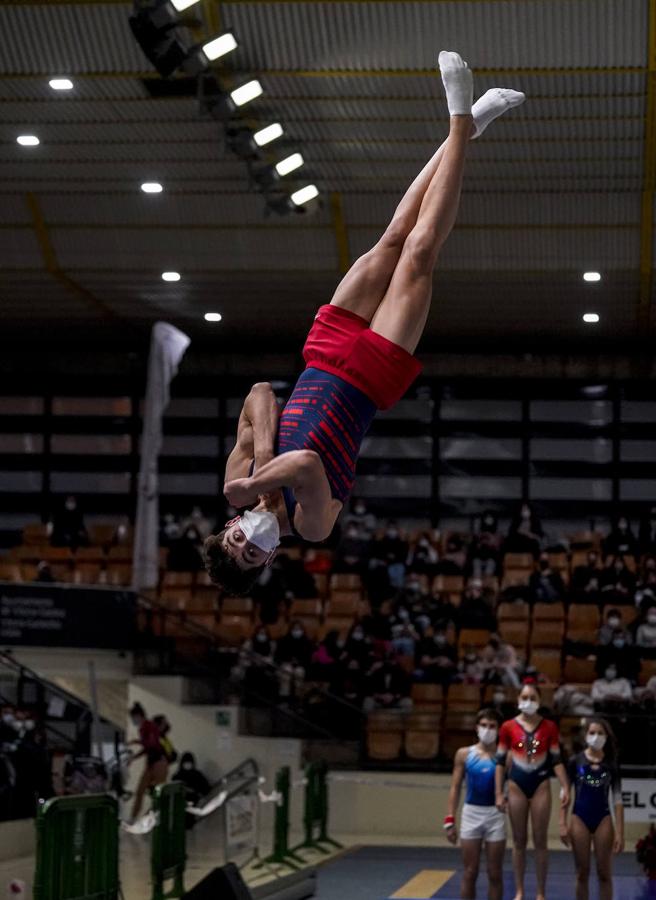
494, 682, 570, 900
560, 718, 624, 900
204, 52, 525, 593
445, 708, 506, 900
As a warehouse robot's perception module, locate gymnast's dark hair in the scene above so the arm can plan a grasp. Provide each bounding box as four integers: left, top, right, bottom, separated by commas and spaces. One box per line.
476, 707, 501, 725
203, 531, 264, 596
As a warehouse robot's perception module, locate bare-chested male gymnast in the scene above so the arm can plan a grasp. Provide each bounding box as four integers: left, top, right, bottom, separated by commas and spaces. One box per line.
204, 52, 524, 593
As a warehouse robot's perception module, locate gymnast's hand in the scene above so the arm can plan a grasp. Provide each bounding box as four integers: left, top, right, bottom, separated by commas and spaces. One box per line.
224, 477, 259, 508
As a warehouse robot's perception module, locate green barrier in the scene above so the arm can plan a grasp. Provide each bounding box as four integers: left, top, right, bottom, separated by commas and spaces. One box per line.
257, 766, 306, 870
151, 781, 187, 900
293, 760, 342, 855
34, 793, 120, 900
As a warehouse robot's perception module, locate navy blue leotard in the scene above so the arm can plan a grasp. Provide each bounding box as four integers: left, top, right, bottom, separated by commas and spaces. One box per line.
568, 751, 622, 833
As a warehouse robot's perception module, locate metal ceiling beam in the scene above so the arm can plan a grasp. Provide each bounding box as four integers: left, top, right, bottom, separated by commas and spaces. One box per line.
638, 0, 656, 333
25, 192, 117, 319
3, 221, 639, 232
0, 115, 643, 126
0, 65, 647, 78
330, 192, 350, 275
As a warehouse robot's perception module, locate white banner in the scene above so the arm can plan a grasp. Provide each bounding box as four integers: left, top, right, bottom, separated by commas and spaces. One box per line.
622, 779, 656, 822
225, 793, 258, 857
132, 322, 190, 591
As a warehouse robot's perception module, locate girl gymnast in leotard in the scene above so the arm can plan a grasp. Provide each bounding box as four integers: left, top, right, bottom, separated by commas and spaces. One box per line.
559, 717, 624, 900
494, 682, 569, 900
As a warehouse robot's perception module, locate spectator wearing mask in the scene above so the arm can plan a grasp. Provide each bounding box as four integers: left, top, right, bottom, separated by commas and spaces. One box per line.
603, 516, 638, 560
598, 609, 626, 646
528, 552, 565, 604
437, 533, 467, 575
397, 571, 430, 613
180, 506, 213, 540
428, 591, 460, 632
406, 533, 439, 575
341, 623, 374, 673
50, 495, 88, 549
504, 503, 543, 556
460, 577, 496, 630
251, 559, 290, 625
344, 498, 377, 540
636, 605, 656, 650
173, 752, 211, 828
390, 622, 418, 658
238, 627, 277, 701
488, 686, 518, 722
160, 512, 181, 547
570, 550, 602, 603
468, 510, 502, 577
481, 635, 521, 688
275, 621, 315, 701
128, 703, 169, 821
310, 630, 342, 684
362, 653, 412, 712
374, 521, 408, 589
600, 555, 636, 604
415, 628, 457, 685
334, 520, 371, 574
458, 645, 485, 684
591, 667, 632, 709
595, 629, 640, 683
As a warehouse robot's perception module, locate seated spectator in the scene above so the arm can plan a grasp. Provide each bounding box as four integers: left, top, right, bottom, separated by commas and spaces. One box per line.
504, 502, 543, 556
333, 520, 371, 574
598, 608, 625, 646
467, 510, 502, 577
172, 752, 211, 829
362, 653, 412, 713
179, 506, 213, 540
458, 645, 485, 684
414, 628, 457, 685
50, 495, 88, 549
600, 555, 636, 604
528, 552, 565, 603
406, 532, 439, 575
603, 516, 638, 559
372, 521, 408, 589
595, 628, 640, 682
553, 683, 594, 716
488, 685, 518, 721
636, 605, 656, 649
390, 622, 418, 658
459, 577, 496, 630
428, 591, 460, 632
591, 666, 633, 709
481, 634, 521, 688
639, 506, 656, 556
274, 621, 315, 701
570, 549, 602, 603
33, 561, 55, 583
341, 624, 375, 679
251, 560, 290, 625
160, 512, 181, 546
277, 554, 317, 598
310, 630, 342, 684
344, 498, 377, 540
167, 525, 204, 571
436, 533, 466, 575
395, 571, 430, 615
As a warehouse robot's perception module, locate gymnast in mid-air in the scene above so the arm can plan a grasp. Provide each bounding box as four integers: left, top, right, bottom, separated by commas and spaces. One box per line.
204, 52, 525, 593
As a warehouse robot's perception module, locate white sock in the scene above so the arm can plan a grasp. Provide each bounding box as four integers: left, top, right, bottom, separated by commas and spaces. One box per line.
471, 88, 526, 138
438, 50, 473, 117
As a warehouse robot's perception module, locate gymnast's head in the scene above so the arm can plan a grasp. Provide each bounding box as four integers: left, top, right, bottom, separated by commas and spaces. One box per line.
203, 508, 280, 595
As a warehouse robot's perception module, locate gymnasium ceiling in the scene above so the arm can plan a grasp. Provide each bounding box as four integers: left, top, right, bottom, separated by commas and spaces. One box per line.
0, 0, 653, 354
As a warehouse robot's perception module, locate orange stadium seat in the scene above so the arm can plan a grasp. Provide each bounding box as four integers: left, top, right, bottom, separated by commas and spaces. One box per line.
411, 683, 444, 711
497, 601, 530, 622
533, 601, 565, 622
404, 713, 440, 760
563, 656, 597, 684
530, 649, 563, 683
567, 605, 600, 642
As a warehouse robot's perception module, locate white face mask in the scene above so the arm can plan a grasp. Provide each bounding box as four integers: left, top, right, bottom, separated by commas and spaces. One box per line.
586, 733, 607, 751
518, 699, 539, 716
477, 726, 497, 745
239, 509, 280, 553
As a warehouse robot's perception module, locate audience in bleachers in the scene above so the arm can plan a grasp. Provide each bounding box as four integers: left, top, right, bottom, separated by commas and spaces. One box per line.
0, 703, 53, 821
50, 495, 88, 550
5, 501, 656, 763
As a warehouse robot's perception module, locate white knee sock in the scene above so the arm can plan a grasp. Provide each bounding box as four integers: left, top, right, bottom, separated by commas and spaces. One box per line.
471, 88, 526, 138
438, 50, 473, 117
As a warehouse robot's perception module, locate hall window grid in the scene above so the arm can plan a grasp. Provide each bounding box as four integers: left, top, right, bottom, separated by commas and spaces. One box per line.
0, 380, 655, 529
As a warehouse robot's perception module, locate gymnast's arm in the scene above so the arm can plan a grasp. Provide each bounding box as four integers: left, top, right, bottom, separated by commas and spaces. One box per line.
224, 450, 341, 541
225, 382, 280, 482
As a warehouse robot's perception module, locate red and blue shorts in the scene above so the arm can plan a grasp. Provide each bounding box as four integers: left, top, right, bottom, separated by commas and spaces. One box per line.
301, 303, 422, 411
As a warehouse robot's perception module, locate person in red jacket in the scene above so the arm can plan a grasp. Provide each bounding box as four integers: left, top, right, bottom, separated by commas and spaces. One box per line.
128, 702, 168, 820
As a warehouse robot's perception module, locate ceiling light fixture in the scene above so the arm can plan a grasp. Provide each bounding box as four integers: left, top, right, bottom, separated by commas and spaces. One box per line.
291, 184, 319, 206
49, 78, 74, 90
583, 271, 601, 282
141, 181, 163, 193
230, 80, 263, 107
17, 135, 40, 146
170, 0, 202, 10
201, 32, 238, 62
275, 152, 304, 177
582, 313, 600, 323
161, 271, 181, 282
253, 123, 284, 147
204, 312, 222, 322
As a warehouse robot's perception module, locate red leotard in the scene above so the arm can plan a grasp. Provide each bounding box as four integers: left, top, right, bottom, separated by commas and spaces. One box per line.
495, 717, 561, 799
